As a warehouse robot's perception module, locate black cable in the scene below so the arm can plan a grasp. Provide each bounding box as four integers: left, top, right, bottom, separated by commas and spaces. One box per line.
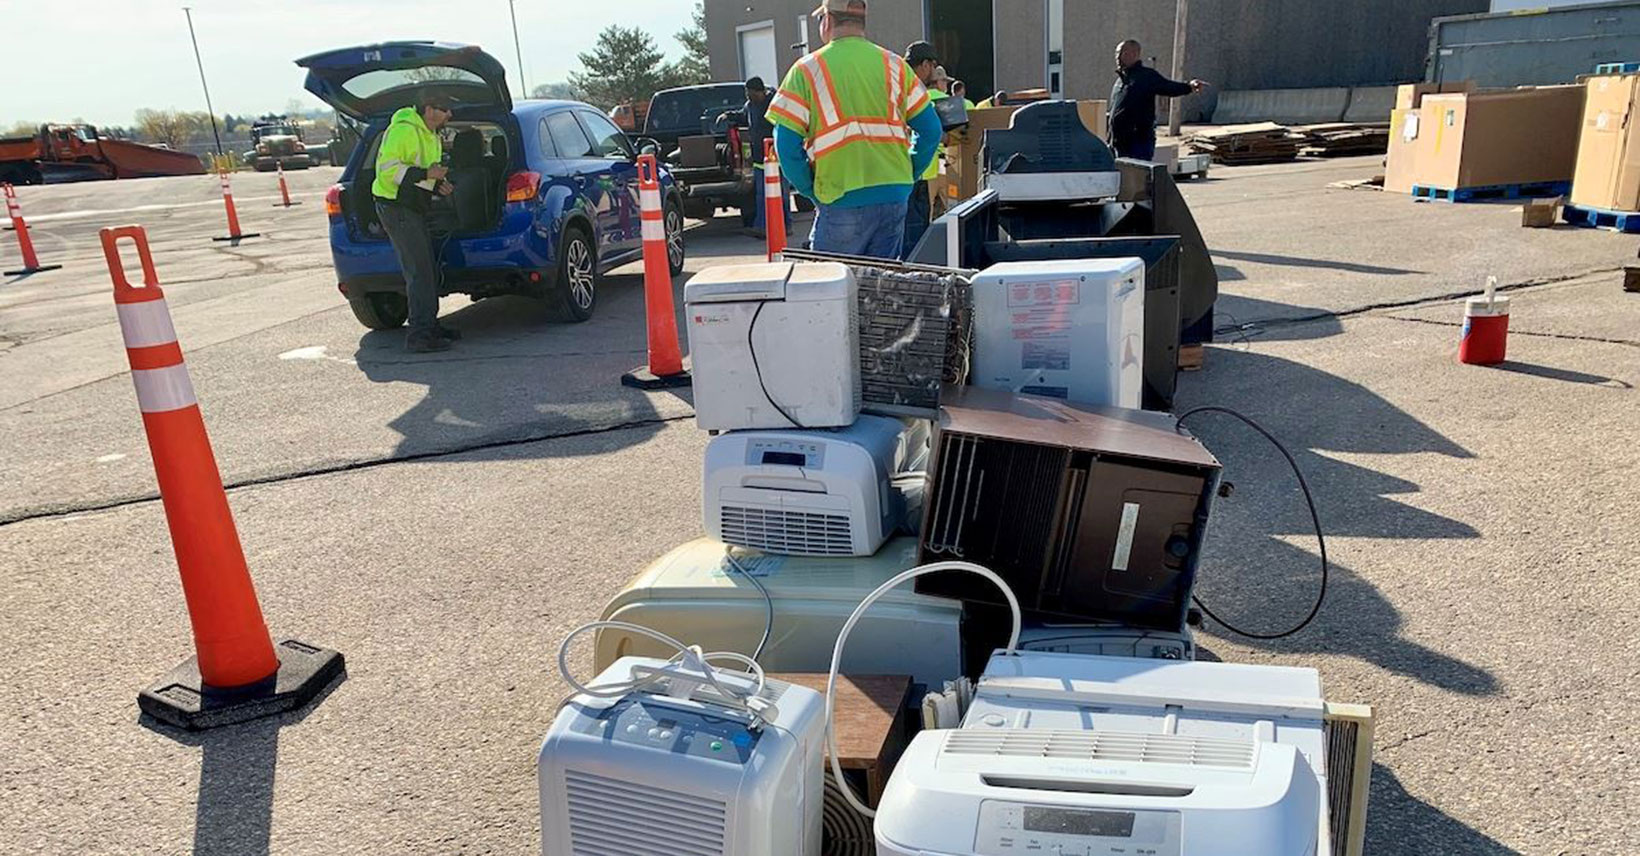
747, 300, 804, 429
1177, 405, 1329, 640
723, 547, 775, 663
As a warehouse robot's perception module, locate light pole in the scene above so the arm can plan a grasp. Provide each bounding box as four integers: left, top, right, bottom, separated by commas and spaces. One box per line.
1168, 0, 1190, 138
182, 7, 224, 158
508, 0, 528, 99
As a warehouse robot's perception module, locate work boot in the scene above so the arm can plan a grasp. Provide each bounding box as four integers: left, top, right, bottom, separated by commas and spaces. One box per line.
405, 329, 451, 353
433, 324, 462, 341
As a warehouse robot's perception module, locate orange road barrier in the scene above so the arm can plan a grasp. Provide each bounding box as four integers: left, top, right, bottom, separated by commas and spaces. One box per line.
764, 140, 787, 262
3, 183, 62, 275
104, 225, 339, 729
620, 154, 692, 390
273, 163, 299, 208
212, 171, 261, 242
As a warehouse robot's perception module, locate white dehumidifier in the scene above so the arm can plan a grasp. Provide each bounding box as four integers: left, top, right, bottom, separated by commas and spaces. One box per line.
539, 656, 826, 856
685, 261, 861, 431
971, 258, 1145, 408
703, 414, 925, 557
875, 650, 1330, 856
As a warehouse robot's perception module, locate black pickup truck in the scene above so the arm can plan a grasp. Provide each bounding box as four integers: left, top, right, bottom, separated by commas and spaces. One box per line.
640, 83, 755, 221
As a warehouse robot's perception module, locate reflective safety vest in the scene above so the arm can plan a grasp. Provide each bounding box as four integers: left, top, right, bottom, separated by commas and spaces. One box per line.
922, 89, 949, 181
373, 107, 442, 201
766, 36, 932, 205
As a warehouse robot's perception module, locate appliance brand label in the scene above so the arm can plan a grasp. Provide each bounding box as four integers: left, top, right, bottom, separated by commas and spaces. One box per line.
1111, 502, 1140, 571
1008, 279, 1079, 340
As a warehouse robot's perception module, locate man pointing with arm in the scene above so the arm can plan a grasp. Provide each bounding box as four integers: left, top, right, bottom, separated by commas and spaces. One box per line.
767, 0, 944, 261
1108, 39, 1208, 162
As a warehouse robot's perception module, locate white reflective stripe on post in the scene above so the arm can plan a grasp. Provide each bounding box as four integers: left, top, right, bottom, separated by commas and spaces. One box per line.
131, 364, 198, 413
115, 299, 179, 348
641, 219, 666, 242
639, 188, 662, 212
765, 160, 781, 181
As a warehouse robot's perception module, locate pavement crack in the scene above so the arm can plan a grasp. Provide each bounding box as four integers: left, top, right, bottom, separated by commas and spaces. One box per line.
0, 413, 694, 528
1380, 315, 1640, 349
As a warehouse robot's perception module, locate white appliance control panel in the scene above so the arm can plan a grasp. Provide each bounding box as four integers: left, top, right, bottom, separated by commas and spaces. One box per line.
744, 436, 827, 469
975, 801, 1182, 856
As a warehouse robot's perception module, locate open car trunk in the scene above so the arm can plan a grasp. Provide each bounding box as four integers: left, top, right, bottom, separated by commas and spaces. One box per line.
343, 119, 514, 242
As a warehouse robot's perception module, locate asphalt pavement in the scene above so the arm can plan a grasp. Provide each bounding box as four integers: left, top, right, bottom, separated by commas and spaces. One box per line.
1, 159, 1636, 854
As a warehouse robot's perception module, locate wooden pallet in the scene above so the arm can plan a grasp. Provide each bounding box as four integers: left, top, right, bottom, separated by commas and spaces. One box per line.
1594, 61, 1640, 75
1563, 203, 1640, 234
1411, 181, 1571, 203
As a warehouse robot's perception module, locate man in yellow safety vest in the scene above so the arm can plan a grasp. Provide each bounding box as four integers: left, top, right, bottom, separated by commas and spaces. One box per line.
374, 92, 458, 352
767, 0, 944, 260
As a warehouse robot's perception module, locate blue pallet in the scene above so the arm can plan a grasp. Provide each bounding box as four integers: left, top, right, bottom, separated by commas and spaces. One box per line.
1594, 61, 1640, 75
1562, 203, 1640, 233
1410, 180, 1571, 203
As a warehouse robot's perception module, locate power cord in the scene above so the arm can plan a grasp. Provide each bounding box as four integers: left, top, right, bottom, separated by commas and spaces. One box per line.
748, 300, 805, 428
1177, 405, 1328, 640
555, 620, 775, 725
723, 547, 775, 663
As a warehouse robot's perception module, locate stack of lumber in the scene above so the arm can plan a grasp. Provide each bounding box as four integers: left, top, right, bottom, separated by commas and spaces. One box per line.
1185, 122, 1302, 164
1294, 122, 1391, 157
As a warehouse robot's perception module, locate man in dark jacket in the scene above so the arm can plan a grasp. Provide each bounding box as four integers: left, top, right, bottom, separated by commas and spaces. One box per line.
743, 76, 790, 237
1108, 39, 1207, 161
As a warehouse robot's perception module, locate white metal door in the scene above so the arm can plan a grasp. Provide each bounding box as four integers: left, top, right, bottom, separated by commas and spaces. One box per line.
738, 22, 779, 84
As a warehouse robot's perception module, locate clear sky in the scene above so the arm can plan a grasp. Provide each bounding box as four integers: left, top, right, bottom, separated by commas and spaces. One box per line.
3, 0, 698, 128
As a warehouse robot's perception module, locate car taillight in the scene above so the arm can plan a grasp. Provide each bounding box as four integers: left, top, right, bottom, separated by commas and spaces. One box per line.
325, 184, 343, 217
506, 171, 541, 203
727, 126, 741, 168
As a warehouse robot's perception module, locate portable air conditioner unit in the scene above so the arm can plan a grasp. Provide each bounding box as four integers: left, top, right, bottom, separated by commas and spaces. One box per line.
918, 386, 1221, 633
594, 537, 963, 689
704, 414, 926, 557
971, 258, 1145, 409
874, 650, 1331, 856
685, 261, 861, 431
539, 656, 826, 856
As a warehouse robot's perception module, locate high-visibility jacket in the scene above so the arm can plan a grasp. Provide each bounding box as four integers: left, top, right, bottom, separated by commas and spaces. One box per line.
767, 36, 932, 206
373, 107, 442, 204
921, 89, 949, 181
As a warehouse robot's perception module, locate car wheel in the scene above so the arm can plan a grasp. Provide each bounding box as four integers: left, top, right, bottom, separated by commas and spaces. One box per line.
549, 226, 598, 322
665, 202, 686, 276
348, 292, 409, 330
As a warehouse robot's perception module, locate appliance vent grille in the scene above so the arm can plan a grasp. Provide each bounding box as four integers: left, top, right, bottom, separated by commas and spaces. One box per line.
564, 769, 726, 856
1324, 705, 1374, 856
944, 729, 1255, 769
720, 504, 853, 556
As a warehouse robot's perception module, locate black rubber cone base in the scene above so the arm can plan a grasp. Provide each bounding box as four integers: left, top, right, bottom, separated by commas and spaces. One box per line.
4, 264, 62, 275
272, 201, 302, 207
212, 233, 262, 242
139, 639, 344, 731
621, 365, 692, 390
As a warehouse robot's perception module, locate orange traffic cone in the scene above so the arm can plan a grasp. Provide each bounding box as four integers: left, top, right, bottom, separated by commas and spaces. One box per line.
3, 183, 62, 276
272, 162, 299, 208
620, 154, 692, 390
764, 140, 788, 262
103, 225, 339, 729
212, 170, 261, 242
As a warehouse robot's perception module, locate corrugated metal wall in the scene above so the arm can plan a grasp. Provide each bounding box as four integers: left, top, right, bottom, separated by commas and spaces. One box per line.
1430, 1, 1640, 86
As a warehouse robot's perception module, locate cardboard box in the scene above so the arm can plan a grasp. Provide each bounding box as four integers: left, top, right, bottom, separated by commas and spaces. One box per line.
1395, 81, 1476, 111
1522, 197, 1560, 228
1571, 74, 1640, 212
1386, 86, 1585, 193
945, 100, 1107, 202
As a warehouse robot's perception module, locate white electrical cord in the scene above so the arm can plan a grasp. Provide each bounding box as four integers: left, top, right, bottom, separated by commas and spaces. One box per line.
824, 561, 1022, 820
557, 620, 771, 723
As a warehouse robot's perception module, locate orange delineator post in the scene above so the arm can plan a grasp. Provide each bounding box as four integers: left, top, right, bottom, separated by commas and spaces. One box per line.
103, 225, 281, 690
273, 163, 298, 208
212, 171, 260, 242
764, 140, 787, 262
619, 154, 692, 389
3, 183, 62, 275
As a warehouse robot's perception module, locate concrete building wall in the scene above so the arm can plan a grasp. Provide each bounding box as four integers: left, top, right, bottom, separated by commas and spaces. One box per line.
994, 0, 1048, 94
704, 0, 926, 88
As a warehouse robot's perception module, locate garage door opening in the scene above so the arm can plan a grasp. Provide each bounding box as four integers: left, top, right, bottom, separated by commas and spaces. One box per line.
930, 0, 995, 101
738, 21, 779, 85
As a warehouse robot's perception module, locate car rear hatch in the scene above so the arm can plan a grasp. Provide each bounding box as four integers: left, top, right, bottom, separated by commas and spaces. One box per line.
295, 41, 512, 121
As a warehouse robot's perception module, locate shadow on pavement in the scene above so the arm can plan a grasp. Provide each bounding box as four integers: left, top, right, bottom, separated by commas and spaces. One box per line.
353, 286, 693, 461
1489, 360, 1634, 389
1214, 248, 1423, 277
138, 672, 346, 856
1179, 347, 1497, 695
1367, 764, 1522, 855
1214, 293, 1345, 343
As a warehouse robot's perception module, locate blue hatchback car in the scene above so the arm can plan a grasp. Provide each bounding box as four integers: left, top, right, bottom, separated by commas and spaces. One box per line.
297, 42, 687, 329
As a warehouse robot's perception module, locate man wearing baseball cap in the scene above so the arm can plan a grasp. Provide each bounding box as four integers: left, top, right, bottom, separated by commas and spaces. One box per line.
902, 40, 948, 258
765, 0, 944, 260
374, 91, 458, 352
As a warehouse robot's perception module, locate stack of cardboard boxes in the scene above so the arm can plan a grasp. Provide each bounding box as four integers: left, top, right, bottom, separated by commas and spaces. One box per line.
1385, 82, 1586, 195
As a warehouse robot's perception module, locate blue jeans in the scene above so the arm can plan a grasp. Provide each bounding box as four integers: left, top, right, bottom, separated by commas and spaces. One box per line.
750, 166, 792, 231
810, 199, 908, 260
1113, 133, 1157, 161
